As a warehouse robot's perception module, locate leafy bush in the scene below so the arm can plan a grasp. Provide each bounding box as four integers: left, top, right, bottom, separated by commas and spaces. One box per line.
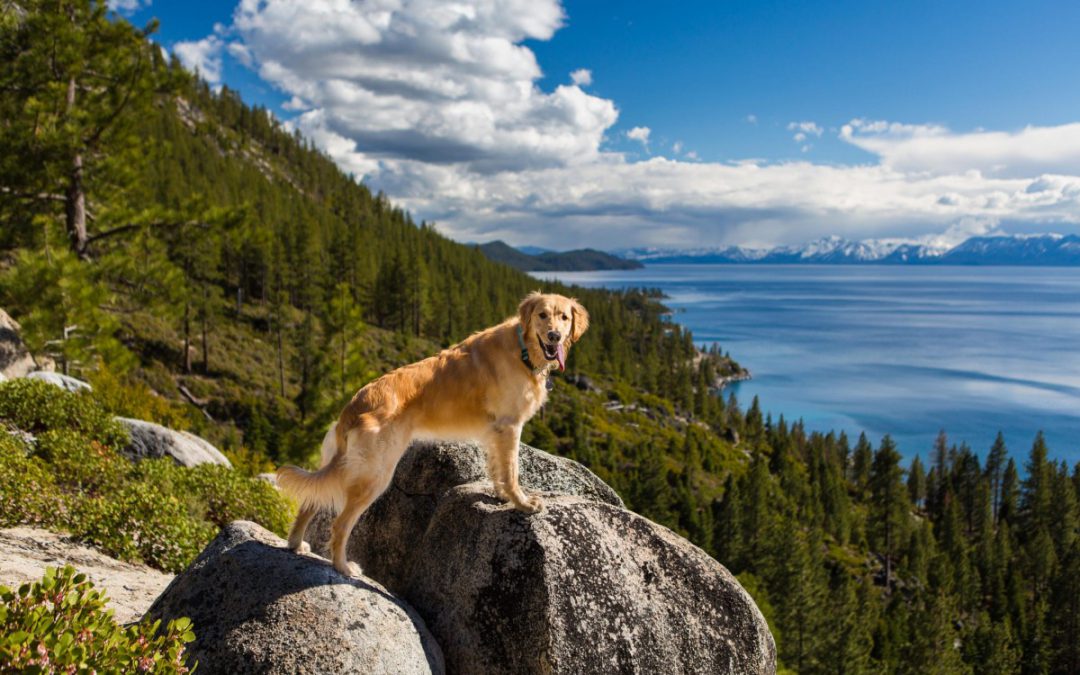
0, 434, 65, 529
87, 366, 199, 433
71, 481, 219, 574
0, 379, 128, 449
0, 565, 195, 674
34, 430, 126, 495
0, 379, 293, 573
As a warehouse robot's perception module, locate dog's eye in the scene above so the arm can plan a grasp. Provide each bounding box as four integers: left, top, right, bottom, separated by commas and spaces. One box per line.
560, 314, 568, 320
539, 312, 548, 319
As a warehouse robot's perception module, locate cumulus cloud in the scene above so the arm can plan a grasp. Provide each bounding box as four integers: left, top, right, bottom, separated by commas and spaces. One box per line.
107, 0, 149, 13
194, 0, 1080, 249
840, 119, 1080, 178
174, 34, 224, 84
627, 126, 651, 151
226, 0, 615, 174
787, 120, 823, 145
570, 68, 592, 86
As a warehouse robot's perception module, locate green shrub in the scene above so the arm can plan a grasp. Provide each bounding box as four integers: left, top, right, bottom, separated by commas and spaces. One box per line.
71, 477, 218, 574
0, 378, 293, 574
0, 379, 128, 450
0, 565, 195, 673
169, 463, 292, 535
34, 429, 126, 495
87, 366, 199, 433
0, 434, 65, 529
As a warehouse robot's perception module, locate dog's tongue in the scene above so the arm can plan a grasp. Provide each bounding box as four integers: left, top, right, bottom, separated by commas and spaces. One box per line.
556, 343, 566, 371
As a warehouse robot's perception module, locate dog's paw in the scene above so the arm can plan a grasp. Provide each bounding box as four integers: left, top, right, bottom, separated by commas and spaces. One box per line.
335, 561, 363, 578
291, 541, 311, 555
516, 495, 544, 514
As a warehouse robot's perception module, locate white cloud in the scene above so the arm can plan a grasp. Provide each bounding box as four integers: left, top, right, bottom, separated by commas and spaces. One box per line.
173, 35, 224, 84
226, 41, 254, 68
570, 68, 592, 86
672, 140, 683, 154
107, 0, 149, 13
788, 120, 822, 148
227, 0, 613, 175
840, 119, 1080, 178
627, 126, 651, 150
194, 0, 1080, 249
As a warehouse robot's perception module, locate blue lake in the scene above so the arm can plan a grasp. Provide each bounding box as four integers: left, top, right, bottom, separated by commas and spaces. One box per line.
535, 265, 1080, 464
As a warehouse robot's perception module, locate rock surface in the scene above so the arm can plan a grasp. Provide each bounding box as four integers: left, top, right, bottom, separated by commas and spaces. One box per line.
402, 486, 773, 674
117, 416, 231, 467
24, 370, 92, 393
306, 442, 774, 674
145, 521, 443, 675
308, 440, 622, 591
0, 527, 174, 624
0, 309, 36, 380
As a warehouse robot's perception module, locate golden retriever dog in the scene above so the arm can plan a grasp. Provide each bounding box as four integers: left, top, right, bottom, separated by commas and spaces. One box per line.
276, 291, 589, 576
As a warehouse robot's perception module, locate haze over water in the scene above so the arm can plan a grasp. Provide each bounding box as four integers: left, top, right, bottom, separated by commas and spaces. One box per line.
537, 265, 1080, 464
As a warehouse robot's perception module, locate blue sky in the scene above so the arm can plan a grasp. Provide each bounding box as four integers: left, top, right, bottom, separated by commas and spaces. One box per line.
116, 0, 1080, 250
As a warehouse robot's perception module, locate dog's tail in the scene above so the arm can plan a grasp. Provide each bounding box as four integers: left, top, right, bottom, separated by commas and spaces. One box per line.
276, 423, 344, 512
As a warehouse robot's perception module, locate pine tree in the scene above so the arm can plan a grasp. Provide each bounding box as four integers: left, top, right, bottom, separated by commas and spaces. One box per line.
0, 0, 171, 256
908, 454, 927, 509
869, 435, 909, 588
985, 431, 1008, 522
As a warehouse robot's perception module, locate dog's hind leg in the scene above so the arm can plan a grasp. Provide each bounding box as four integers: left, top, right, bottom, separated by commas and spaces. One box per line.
485, 424, 543, 514
287, 504, 318, 554
329, 424, 407, 577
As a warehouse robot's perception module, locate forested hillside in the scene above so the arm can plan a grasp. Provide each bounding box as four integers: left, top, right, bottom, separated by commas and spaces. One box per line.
2, 3, 1079, 674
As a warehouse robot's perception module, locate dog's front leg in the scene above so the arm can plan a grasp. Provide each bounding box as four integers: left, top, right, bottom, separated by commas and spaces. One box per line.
485, 425, 543, 514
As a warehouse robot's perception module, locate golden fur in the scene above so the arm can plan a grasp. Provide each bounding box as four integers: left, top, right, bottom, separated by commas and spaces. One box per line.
276, 292, 589, 576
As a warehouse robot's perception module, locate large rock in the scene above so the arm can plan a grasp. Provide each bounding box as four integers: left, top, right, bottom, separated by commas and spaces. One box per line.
144, 521, 443, 675
24, 370, 92, 392
308, 443, 775, 674
309, 440, 622, 591
117, 417, 231, 467
0, 309, 36, 379
400, 486, 772, 674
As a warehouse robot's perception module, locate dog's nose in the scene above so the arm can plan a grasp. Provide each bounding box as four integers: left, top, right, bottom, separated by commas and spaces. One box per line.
547, 330, 561, 343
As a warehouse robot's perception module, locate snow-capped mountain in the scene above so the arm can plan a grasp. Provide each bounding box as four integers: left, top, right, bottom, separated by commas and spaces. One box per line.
615, 234, 1080, 265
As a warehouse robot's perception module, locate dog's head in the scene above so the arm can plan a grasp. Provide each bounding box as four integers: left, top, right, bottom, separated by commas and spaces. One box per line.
517, 291, 589, 371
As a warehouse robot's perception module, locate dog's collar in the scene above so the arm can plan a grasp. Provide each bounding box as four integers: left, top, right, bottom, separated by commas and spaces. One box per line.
516, 324, 547, 376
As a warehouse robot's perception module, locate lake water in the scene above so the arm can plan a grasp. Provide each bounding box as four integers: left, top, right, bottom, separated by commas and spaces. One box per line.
535, 265, 1080, 464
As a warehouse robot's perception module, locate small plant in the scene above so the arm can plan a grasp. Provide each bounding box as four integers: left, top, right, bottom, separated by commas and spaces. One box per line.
0, 379, 128, 449
0, 565, 195, 673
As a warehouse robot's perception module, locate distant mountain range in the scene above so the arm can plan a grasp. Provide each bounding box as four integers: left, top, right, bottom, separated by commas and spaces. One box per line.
477, 241, 643, 271
615, 234, 1080, 266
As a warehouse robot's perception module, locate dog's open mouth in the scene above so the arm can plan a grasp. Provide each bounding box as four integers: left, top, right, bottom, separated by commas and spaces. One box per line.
537, 333, 567, 371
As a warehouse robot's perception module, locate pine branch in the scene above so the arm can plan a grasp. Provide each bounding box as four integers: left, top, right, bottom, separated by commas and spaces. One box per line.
85, 220, 207, 245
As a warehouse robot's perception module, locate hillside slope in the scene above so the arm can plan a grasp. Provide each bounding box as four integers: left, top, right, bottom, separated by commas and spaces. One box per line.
478, 240, 643, 271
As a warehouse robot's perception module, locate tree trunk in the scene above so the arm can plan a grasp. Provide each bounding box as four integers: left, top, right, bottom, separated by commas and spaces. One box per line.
201, 286, 210, 374
183, 298, 192, 373
276, 309, 286, 398
65, 77, 88, 258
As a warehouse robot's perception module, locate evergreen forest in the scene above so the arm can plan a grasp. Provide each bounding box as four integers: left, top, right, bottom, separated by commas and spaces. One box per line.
1, 3, 1079, 673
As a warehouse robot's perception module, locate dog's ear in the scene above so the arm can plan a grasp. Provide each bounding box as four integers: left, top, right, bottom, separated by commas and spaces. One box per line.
518, 291, 544, 331
569, 298, 589, 344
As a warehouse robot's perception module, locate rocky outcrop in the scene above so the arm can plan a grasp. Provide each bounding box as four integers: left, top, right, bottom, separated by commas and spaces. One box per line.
0, 527, 174, 624
0, 309, 36, 380
307, 442, 775, 674
117, 417, 231, 467
144, 521, 443, 675
308, 440, 622, 590
24, 370, 92, 392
